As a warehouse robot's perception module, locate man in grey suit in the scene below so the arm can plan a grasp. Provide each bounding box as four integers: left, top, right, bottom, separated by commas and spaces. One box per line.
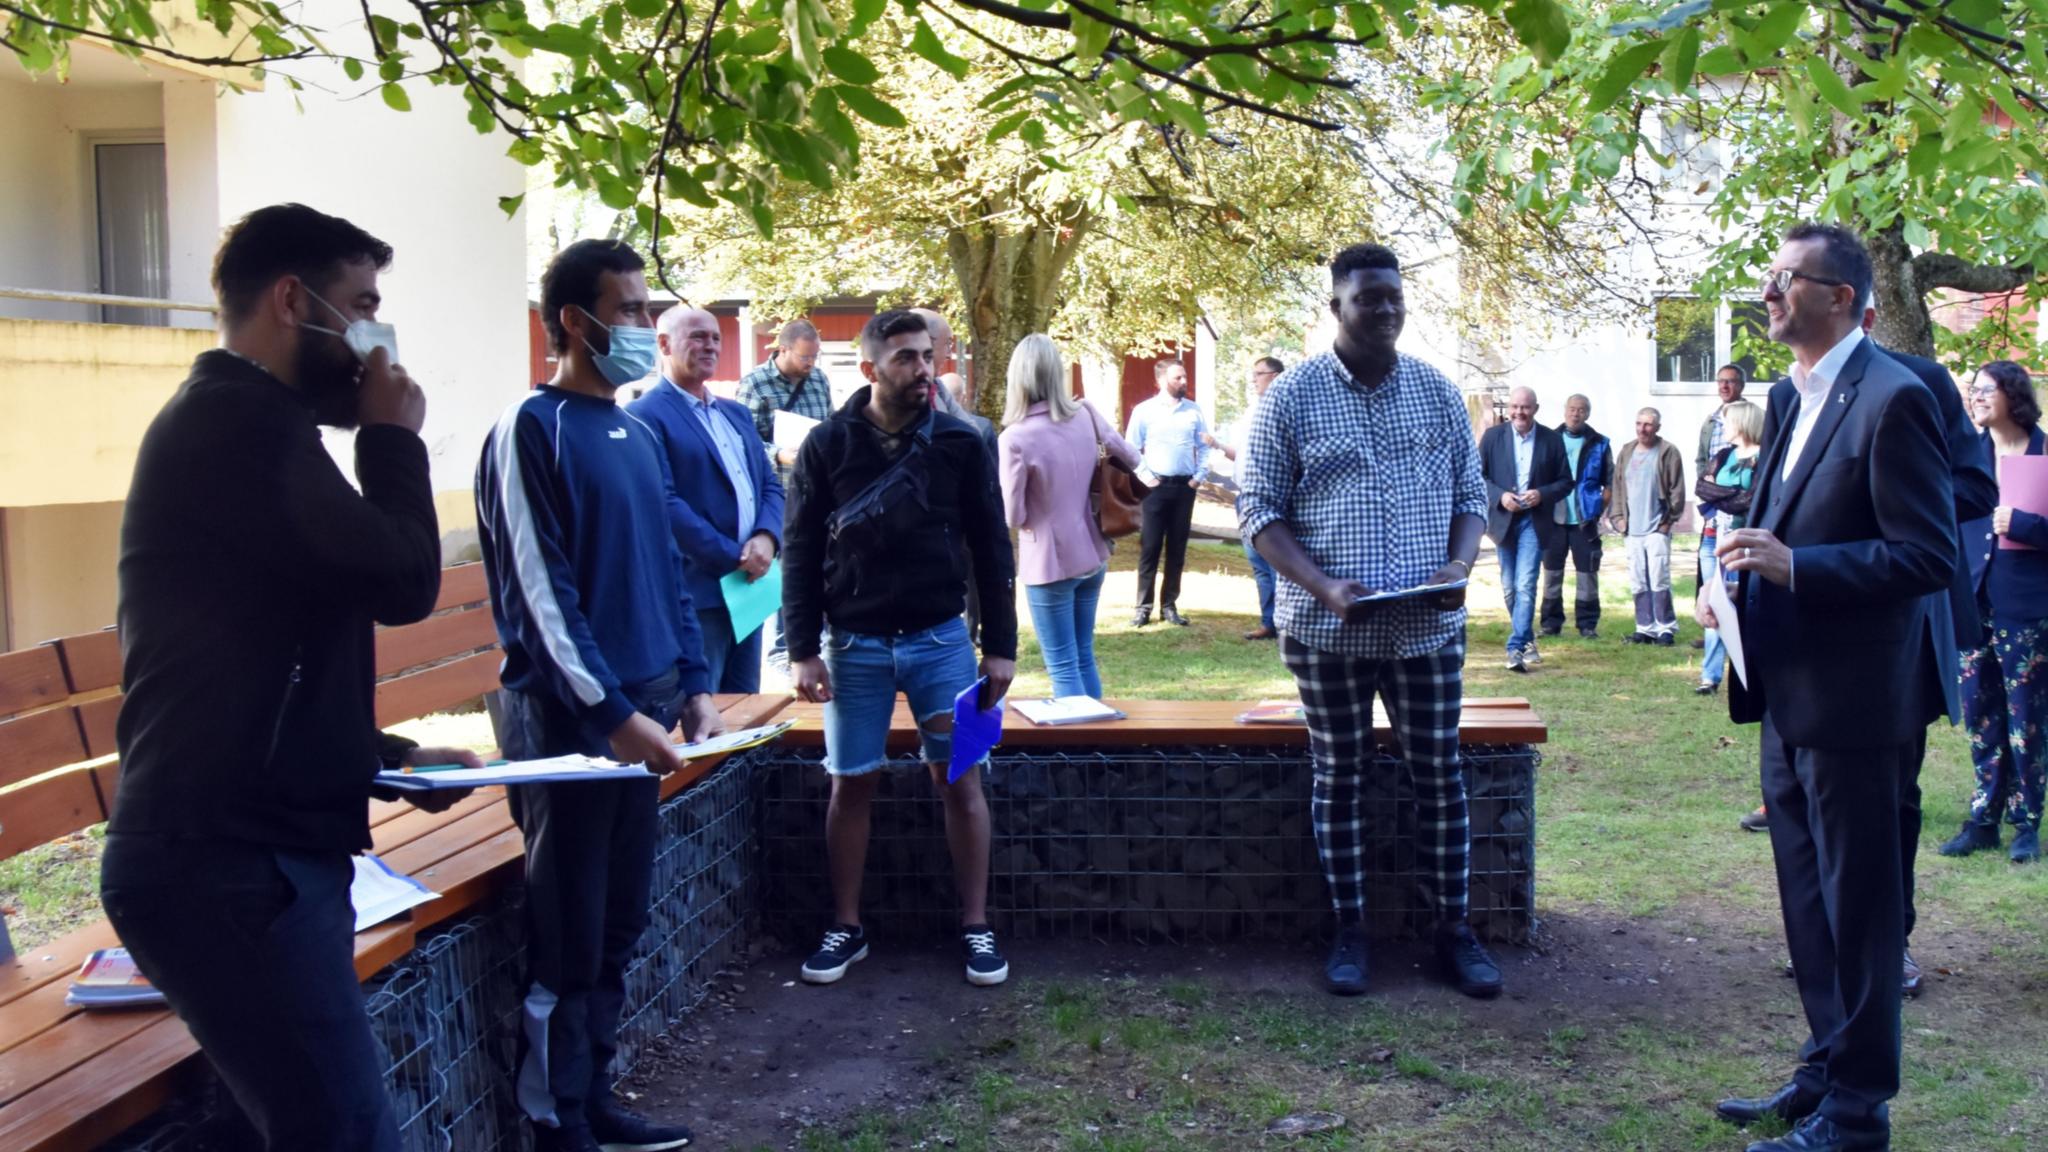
1708, 223, 1955, 1152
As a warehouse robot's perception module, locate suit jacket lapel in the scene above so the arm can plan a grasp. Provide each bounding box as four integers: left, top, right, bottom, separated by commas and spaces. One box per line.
667, 385, 738, 498
1759, 342, 1870, 535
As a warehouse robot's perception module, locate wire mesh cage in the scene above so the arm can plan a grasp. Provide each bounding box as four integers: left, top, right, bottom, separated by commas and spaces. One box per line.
755, 743, 1537, 944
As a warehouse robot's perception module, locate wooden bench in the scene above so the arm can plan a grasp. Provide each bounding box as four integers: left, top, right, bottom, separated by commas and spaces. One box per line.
0, 563, 793, 1152
776, 696, 1549, 751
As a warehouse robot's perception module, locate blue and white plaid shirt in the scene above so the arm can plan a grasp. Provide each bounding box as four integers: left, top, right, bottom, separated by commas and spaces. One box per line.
1238, 351, 1486, 659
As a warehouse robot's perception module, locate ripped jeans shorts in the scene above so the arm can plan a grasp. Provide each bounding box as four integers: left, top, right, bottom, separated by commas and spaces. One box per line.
820, 616, 982, 776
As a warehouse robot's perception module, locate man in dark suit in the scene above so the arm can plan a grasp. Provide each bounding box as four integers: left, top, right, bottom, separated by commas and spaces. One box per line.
1710, 223, 1956, 1152
1479, 386, 1571, 672
628, 305, 786, 691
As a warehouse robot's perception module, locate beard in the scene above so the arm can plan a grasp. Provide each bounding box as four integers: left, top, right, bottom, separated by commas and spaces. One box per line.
294, 334, 363, 428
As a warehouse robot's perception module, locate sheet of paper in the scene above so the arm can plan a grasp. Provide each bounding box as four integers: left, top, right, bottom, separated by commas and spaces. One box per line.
773, 410, 821, 453
1012, 696, 1124, 726
373, 754, 656, 791
1706, 573, 1747, 688
720, 559, 782, 643
674, 720, 796, 760
351, 853, 439, 933
1999, 455, 2048, 550
1352, 578, 1468, 605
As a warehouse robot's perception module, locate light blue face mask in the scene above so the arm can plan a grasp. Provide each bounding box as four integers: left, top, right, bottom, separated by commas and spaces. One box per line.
578, 307, 657, 387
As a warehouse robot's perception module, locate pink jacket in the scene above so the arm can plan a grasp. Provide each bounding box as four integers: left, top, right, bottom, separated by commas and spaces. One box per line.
997, 400, 1141, 586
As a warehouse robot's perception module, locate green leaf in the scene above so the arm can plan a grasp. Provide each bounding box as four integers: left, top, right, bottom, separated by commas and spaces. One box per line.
596, 175, 637, 210
507, 136, 547, 166
662, 165, 719, 209
498, 194, 525, 218
833, 85, 907, 127
811, 91, 862, 154
822, 45, 880, 84
1902, 218, 1931, 249
1019, 117, 1047, 147
1587, 39, 1665, 114
1750, 2, 1807, 59
1803, 56, 1859, 119
731, 25, 783, 56
909, 19, 971, 79
624, 0, 665, 16
1504, 0, 1571, 66
1205, 52, 1259, 93
985, 107, 1033, 142
848, 0, 889, 35
1696, 46, 1744, 76
341, 56, 364, 82
380, 82, 412, 112
1664, 28, 1699, 94
1073, 12, 1113, 60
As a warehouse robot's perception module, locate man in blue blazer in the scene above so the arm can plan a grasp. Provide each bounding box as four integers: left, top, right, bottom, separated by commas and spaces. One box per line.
1710, 224, 1955, 1152
1478, 387, 1572, 672
629, 306, 785, 692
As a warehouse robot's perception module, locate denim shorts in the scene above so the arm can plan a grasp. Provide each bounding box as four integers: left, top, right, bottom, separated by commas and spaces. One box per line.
822, 616, 980, 776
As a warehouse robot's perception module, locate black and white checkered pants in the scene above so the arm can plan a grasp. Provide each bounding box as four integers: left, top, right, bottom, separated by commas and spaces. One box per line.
1280, 633, 1470, 924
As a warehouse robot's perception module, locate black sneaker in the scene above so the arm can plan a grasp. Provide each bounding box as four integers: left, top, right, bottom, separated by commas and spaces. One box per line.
1624, 632, 1654, 644
800, 924, 868, 984
1433, 920, 1503, 999
1578, 629, 1599, 639
2011, 826, 2040, 864
1655, 633, 1677, 647
962, 924, 1009, 986
1538, 628, 1562, 639
1938, 820, 2000, 857
1325, 922, 1368, 995
589, 1102, 693, 1151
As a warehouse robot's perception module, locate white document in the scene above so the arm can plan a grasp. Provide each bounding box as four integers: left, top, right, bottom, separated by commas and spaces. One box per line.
1012, 697, 1127, 726
351, 853, 439, 933
772, 410, 821, 453
673, 721, 796, 760
1706, 575, 1747, 687
373, 754, 656, 792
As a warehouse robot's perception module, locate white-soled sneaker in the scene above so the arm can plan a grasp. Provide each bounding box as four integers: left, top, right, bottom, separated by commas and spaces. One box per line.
963, 924, 1009, 986
800, 924, 868, 984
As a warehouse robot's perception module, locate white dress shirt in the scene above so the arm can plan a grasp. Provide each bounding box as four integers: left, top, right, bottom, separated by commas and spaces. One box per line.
1780, 327, 1865, 482
1512, 424, 1535, 490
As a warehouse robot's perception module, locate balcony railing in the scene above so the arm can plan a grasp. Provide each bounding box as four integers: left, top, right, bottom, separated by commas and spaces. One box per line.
0, 286, 217, 317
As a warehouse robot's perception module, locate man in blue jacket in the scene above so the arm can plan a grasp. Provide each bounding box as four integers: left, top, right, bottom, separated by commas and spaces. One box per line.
629, 305, 785, 692
1539, 395, 1610, 639
477, 239, 723, 1152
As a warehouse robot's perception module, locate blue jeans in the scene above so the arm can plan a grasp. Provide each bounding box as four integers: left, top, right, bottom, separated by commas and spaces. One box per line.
1025, 564, 1108, 698
1497, 514, 1540, 653
822, 617, 981, 775
1243, 537, 1277, 631
1700, 547, 1728, 685
698, 608, 764, 693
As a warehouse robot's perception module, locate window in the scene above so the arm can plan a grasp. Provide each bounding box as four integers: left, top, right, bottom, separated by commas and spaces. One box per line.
90, 140, 170, 327
1651, 297, 1764, 395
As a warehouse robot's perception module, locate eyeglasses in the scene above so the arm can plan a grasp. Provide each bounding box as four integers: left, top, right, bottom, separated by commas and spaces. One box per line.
1760, 268, 1848, 295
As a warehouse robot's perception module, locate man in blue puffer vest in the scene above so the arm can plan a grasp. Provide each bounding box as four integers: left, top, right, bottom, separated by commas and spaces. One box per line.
1539, 394, 1611, 639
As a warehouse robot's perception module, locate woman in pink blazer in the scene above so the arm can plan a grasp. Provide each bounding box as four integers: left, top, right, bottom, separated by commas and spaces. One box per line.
997, 335, 1140, 697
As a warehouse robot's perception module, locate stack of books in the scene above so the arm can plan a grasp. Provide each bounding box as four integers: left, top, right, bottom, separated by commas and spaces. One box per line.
65, 948, 166, 1009
1236, 700, 1307, 725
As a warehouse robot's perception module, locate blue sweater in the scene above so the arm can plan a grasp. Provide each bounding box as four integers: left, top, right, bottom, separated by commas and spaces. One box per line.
476, 386, 711, 739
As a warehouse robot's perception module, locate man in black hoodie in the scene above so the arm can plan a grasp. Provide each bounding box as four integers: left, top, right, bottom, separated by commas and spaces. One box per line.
99, 204, 472, 1152
782, 310, 1018, 989
1538, 394, 1611, 640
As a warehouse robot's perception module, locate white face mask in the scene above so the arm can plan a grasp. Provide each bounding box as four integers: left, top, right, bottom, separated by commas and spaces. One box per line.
305, 286, 399, 365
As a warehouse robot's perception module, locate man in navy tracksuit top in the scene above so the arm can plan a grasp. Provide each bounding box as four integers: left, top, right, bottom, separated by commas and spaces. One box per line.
476, 239, 722, 1152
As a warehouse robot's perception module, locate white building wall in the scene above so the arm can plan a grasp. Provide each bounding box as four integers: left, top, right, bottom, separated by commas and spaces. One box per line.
160, 78, 220, 330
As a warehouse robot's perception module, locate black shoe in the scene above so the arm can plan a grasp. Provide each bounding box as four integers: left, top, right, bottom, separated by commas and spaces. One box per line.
1433, 919, 1503, 999
1624, 632, 1654, 644
962, 924, 1009, 986
1690, 637, 1706, 649
1538, 628, 1562, 638
1937, 819, 2000, 857
1745, 1113, 1888, 1151
1161, 606, 1190, 626
1129, 610, 1151, 628
1739, 805, 1770, 832
1716, 1081, 1823, 1126
1696, 681, 1720, 695
2011, 826, 2040, 863
1578, 628, 1599, 639
1325, 922, 1368, 995
590, 1102, 693, 1151
1656, 633, 1677, 647
1902, 951, 1923, 999
800, 924, 868, 984
533, 1128, 604, 1152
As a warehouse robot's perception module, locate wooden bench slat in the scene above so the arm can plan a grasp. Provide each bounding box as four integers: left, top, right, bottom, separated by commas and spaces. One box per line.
0, 770, 110, 861
373, 607, 501, 679
0, 647, 67, 720
373, 650, 502, 728
0, 1003, 164, 1108
431, 563, 490, 613
50, 633, 120, 696
71, 698, 120, 762
0, 709, 89, 790
366, 788, 504, 856
0, 1013, 197, 1152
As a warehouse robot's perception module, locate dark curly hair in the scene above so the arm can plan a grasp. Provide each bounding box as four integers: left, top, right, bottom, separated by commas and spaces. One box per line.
1979, 360, 2040, 430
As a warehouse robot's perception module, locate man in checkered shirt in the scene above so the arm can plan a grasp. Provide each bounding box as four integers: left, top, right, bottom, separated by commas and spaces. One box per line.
1239, 243, 1503, 1000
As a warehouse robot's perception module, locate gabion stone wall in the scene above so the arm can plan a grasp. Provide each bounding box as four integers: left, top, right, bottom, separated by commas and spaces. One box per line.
755, 744, 1537, 945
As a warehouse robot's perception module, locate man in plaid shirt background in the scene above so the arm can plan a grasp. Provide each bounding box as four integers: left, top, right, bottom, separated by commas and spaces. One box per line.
1238, 243, 1504, 1000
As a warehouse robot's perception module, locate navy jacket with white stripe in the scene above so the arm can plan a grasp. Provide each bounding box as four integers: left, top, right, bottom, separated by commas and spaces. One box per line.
476, 384, 713, 741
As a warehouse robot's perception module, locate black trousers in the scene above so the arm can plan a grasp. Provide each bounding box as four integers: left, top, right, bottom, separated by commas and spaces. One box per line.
101, 833, 398, 1152
1136, 477, 1197, 612
1539, 520, 1602, 635
1760, 714, 1906, 1134
500, 673, 677, 1132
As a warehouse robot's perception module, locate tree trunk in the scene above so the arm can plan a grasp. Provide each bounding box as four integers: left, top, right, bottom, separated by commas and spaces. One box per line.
1864, 222, 1937, 358
946, 199, 1093, 424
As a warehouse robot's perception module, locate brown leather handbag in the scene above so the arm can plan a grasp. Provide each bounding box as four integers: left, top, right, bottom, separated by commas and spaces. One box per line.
1087, 402, 1149, 539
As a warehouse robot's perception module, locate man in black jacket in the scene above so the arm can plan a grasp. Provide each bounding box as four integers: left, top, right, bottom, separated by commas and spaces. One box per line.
99, 204, 474, 1152
783, 310, 1019, 989
1478, 387, 1572, 672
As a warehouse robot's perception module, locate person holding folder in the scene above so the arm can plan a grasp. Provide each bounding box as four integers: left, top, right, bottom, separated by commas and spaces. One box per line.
1940, 360, 2047, 865
783, 310, 1019, 989
629, 305, 784, 692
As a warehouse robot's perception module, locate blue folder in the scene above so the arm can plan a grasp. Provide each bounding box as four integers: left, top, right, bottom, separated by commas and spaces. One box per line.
948, 676, 1004, 783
